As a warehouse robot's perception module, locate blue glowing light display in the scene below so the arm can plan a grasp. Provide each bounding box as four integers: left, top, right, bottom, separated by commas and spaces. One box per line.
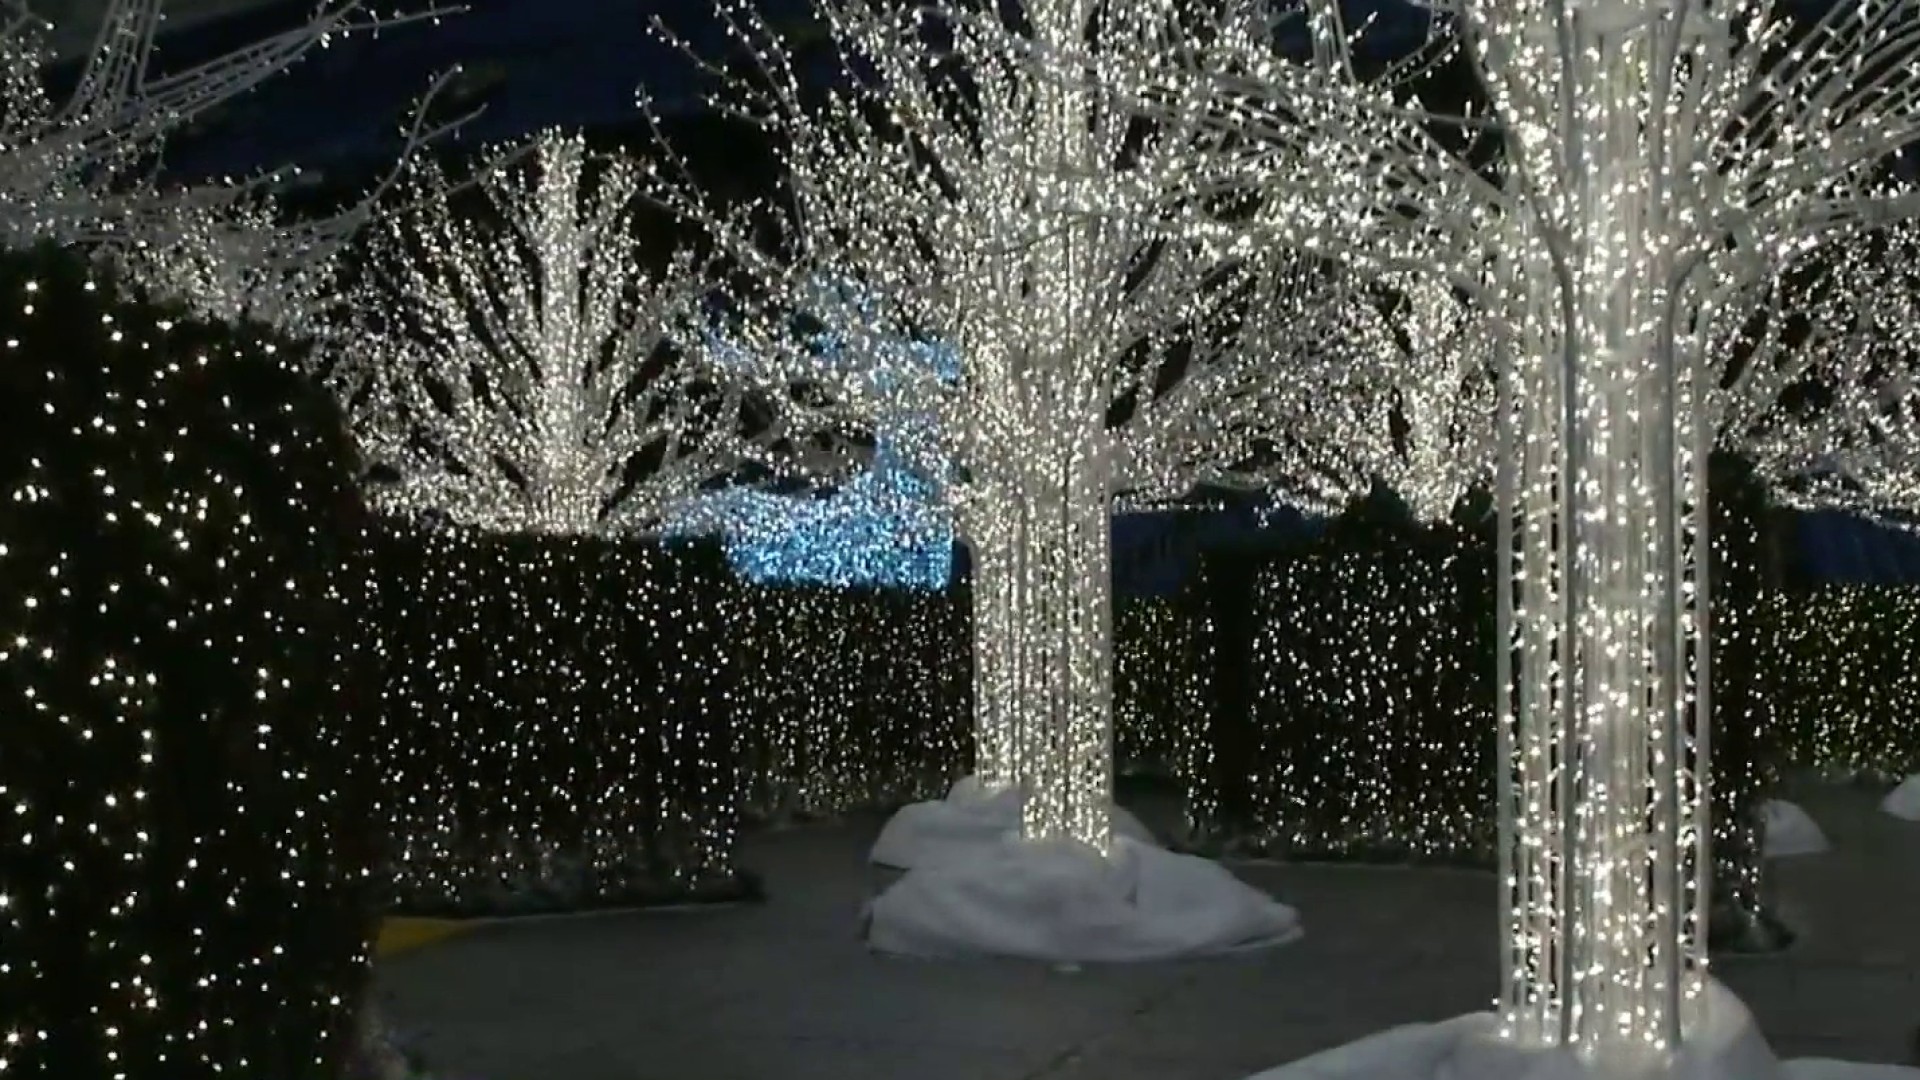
665, 280, 959, 590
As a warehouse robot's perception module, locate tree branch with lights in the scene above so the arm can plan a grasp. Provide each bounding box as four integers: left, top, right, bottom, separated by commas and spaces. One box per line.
0, 0, 470, 337
339, 131, 801, 538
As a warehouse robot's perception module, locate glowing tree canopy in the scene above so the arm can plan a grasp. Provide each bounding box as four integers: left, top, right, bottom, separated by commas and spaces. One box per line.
1001, 0, 1920, 1065
340, 130, 801, 538
664, 278, 961, 590
1262, 271, 1498, 522
647, 0, 1376, 852
1718, 217, 1920, 517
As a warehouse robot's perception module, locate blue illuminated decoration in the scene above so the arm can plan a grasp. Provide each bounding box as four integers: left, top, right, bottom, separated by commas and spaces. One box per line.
665, 278, 959, 590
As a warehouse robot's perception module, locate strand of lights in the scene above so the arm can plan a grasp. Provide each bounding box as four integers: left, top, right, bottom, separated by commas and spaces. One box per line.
0, 247, 374, 1078
339, 130, 788, 539
364, 525, 751, 916
643, 0, 1384, 852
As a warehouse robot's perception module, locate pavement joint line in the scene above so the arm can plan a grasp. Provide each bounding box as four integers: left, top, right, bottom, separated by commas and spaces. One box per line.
395, 899, 759, 931
1019, 966, 1209, 1079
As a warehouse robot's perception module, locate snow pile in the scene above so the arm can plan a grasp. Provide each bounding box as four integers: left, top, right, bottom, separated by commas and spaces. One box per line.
1763, 799, 1831, 858
870, 775, 1155, 869
1882, 775, 1920, 822
865, 832, 1302, 962
1235, 980, 1920, 1080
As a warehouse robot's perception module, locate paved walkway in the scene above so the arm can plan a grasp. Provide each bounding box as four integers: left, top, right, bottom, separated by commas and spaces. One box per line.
375, 779, 1920, 1080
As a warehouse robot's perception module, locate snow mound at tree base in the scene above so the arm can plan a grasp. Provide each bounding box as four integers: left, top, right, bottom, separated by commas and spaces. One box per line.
864, 832, 1302, 962
1763, 799, 1831, 857
1883, 775, 1920, 822
870, 775, 1155, 869
1238, 980, 1916, 1080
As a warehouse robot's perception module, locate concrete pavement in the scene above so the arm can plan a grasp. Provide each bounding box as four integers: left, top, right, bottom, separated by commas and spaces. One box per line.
374, 779, 1920, 1080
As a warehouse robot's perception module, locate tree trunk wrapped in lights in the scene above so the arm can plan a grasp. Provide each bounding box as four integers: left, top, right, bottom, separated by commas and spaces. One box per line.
641, 0, 1351, 960
1007, 0, 1920, 1066
646, 0, 1376, 859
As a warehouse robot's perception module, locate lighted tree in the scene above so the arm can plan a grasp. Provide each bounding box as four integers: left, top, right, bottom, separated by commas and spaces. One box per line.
1010, 0, 1920, 1066
340, 131, 794, 537
645, 0, 1371, 853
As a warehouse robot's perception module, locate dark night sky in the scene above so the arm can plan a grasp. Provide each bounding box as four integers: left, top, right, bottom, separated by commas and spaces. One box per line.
127, 0, 1447, 179
116, 0, 1873, 186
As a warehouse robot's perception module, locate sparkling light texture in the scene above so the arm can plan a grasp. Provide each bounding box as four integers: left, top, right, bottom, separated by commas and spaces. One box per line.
734, 588, 1217, 822
735, 583, 971, 818
1260, 274, 1499, 522
646, 0, 1377, 852
1031, 0, 1920, 1061
1768, 584, 1920, 781
339, 131, 791, 538
0, 247, 373, 1079
361, 526, 752, 916
1720, 218, 1920, 517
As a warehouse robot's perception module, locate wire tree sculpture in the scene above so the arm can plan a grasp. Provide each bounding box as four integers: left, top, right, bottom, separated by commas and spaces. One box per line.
1719, 217, 1920, 518
0, 0, 464, 337
643, 0, 1378, 853
339, 130, 809, 538
956, 0, 1920, 1059
1030, 0, 1920, 1065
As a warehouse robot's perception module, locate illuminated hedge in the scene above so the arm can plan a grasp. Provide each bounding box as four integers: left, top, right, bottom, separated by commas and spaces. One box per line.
361, 527, 752, 917
1168, 468, 1781, 943
1767, 583, 1920, 780
0, 248, 376, 1078
1177, 513, 1496, 862
732, 583, 972, 818
1703, 455, 1778, 941
728, 588, 1214, 820
1114, 595, 1213, 783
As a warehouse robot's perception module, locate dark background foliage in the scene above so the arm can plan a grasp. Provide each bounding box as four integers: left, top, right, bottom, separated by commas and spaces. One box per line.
0, 246, 375, 1078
